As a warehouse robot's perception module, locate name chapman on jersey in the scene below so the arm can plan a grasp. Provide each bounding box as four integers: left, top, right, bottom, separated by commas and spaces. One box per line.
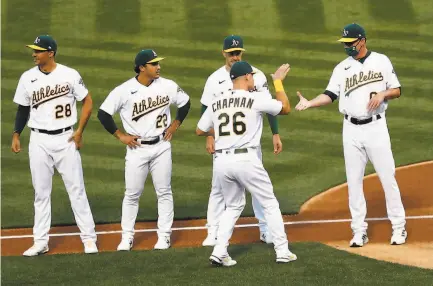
32, 84, 71, 109
345, 70, 383, 96
132, 95, 170, 121
212, 96, 254, 112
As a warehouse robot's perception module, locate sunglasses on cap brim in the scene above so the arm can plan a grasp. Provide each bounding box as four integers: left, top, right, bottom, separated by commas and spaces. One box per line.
343, 38, 363, 46
33, 49, 51, 54
228, 50, 242, 56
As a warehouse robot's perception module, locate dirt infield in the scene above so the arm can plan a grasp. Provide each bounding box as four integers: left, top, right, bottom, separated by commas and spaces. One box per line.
2, 161, 432, 269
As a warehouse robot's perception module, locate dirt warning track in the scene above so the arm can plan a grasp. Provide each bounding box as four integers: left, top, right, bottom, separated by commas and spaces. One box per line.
2, 161, 432, 269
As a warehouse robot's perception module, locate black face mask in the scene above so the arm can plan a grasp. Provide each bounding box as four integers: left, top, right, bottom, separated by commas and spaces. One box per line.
344, 39, 363, 57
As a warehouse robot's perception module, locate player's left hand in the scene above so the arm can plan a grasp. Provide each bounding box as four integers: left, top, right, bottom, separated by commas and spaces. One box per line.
68, 130, 83, 150
367, 92, 385, 111
163, 120, 181, 141
272, 134, 283, 155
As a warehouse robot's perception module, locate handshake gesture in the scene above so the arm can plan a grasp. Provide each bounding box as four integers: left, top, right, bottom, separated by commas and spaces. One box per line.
295, 91, 312, 111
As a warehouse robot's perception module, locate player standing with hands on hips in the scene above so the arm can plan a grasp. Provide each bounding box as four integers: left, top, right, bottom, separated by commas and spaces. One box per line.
296, 23, 407, 247
98, 49, 191, 251
196, 61, 297, 266
11, 35, 98, 256
201, 35, 280, 246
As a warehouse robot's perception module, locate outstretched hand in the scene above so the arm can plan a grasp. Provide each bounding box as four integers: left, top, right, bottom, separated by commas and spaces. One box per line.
271, 64, 291, 81
295, 91, 311, 111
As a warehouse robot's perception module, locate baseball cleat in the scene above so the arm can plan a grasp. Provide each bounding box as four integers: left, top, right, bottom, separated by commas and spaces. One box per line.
391, 229, 407, 245
117, 237, 134, 251
350, 232, 369, 247
23, 244, 49, 257
260, 232, 273, 244
209, 255, 237, 267
202, 235, 217, 247
84, 241, 98, 254
154, 236, 171, 250
276, 250, 297, 263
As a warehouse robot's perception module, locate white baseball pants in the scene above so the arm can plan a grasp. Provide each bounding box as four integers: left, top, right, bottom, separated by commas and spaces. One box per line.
28, 129, 96, 245
211, 148, 289, 258
205, 147, 267, 236
121, 140, 173, 240
343, 115, 406, 234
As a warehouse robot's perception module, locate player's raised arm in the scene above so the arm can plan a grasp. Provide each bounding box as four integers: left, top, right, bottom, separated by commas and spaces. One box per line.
254, 71, 282, 154
270, 64, 291, 115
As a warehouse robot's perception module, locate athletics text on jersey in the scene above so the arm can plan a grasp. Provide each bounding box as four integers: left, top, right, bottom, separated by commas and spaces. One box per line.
326, 52, 400, 118
13, 64, 88, 130
100, 77, 189, 138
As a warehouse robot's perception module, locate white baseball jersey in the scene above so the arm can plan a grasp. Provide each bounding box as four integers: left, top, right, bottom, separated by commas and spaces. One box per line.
13, 64, 88, 130
326, 51, 400, 119
100, 76, 190, 138
200, 65, 272, 106
197, 90, 282, 150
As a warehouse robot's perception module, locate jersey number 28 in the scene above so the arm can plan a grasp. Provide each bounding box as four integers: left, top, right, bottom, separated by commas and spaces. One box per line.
55, 104, 72, 119
218, 112, 246, 136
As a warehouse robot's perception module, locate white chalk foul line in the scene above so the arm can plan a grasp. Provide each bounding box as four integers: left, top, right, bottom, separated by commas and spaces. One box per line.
1, 215, 432, 240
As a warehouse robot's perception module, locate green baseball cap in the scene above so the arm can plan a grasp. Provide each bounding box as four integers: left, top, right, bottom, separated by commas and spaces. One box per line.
223, 35, 245, 52
26, 35, 57, 51
338, 23, 366, 43
230, 61, 255, 80
135, 49, 165, 66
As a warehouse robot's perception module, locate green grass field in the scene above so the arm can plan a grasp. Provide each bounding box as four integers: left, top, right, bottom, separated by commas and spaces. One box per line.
2, 0, 433, 284
2, 243, 433, 286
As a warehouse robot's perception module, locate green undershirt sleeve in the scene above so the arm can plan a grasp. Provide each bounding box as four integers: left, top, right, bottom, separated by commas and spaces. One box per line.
267, 114, 279, 135
176, 100, 191, 123
201, 104, 208, 115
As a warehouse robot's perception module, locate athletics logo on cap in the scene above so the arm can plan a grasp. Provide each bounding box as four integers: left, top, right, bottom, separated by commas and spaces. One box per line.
232, 39, 239, 47
223, 35, 245, 52
27, 35, 57, 52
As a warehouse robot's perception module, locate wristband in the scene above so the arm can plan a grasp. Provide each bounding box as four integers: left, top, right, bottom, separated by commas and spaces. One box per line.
273, 80, 284, 92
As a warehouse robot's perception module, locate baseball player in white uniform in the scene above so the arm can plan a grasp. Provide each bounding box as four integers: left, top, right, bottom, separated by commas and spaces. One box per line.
201, 35, 282, 246
197, 61, 297, 266
97, 49, 191, 251
296, 23, 407, 247
11, 35, 98, 256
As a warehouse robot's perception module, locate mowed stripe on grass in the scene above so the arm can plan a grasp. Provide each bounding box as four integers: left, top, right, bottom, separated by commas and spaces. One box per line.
2, 0, 433, 228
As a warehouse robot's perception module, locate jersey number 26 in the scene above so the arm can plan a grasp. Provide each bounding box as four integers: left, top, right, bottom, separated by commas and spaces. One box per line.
218, 112, 246, 136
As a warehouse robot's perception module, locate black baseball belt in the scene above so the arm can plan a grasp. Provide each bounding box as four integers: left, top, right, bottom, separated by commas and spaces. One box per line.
215, 148, 249, 154
135, 132, 166, 145
344, 114, 382, 125
31, 126, 72, 135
